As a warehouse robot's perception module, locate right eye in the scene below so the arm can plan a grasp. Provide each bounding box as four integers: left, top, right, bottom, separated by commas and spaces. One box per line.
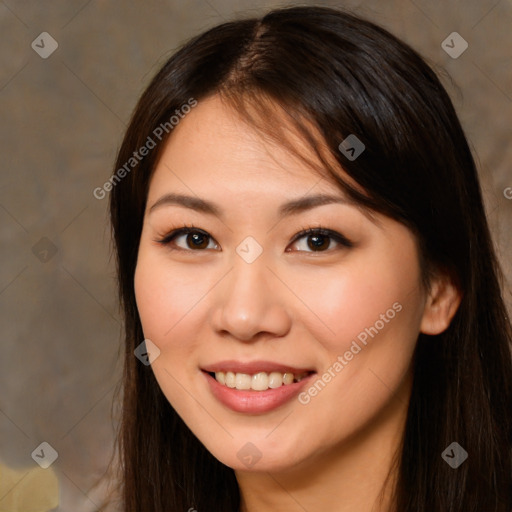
156, 226, 220, 251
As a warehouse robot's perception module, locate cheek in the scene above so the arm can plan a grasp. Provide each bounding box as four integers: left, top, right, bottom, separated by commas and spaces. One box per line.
134, 248, 205, 341
291, 247, 423, 442
133, 251, 208, 410
297, 244, 424, 357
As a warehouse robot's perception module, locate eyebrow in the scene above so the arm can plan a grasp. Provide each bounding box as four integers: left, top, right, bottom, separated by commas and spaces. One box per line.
148, 192, 352, 220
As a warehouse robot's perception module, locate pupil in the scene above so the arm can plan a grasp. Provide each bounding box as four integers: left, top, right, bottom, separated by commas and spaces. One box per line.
188, 232, 208, 249
309, 234, 328, 251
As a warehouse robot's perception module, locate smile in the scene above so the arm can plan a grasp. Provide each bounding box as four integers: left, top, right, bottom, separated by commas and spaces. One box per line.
201, 361, 316, 413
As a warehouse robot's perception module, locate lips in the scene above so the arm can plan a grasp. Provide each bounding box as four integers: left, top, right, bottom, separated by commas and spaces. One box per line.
201, 360, 315, 375
200, 360, 316, 413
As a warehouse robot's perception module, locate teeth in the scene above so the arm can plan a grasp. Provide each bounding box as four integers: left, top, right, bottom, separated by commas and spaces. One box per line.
213, 370, 310, 391
268, 372, 282, 389
252, 372, 269, 391
235, 373, 252, 390
225, 371, 236, 388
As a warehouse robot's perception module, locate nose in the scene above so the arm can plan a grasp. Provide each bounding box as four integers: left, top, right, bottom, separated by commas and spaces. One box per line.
210, 252, 292, 342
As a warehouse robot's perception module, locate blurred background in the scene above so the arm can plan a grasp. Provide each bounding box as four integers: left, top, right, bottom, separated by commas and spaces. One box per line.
0, 0, 511, 510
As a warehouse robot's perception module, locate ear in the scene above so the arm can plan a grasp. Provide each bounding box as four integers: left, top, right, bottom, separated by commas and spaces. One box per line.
420, 271, 462, 335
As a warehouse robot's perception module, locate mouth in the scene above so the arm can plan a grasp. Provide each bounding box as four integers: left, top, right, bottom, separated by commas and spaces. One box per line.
200, 361, 317, 413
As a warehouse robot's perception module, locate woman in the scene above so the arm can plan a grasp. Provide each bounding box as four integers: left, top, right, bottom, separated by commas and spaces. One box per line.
101, 5, 512, 511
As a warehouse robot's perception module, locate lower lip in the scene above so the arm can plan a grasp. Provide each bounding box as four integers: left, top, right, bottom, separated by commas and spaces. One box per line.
202, 371, 315, 414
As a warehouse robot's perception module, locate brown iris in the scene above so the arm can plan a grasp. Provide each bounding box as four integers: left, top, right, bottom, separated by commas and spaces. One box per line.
307, 233, 330, 251
186, 231, 210, 249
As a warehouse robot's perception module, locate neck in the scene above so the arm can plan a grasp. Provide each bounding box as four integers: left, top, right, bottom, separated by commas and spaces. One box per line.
235, 372, 411, 512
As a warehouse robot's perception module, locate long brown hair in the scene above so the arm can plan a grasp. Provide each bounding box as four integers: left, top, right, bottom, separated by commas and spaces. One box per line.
101, 6, 512, 511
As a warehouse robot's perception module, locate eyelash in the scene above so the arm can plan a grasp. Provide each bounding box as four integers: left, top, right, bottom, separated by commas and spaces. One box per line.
155, 223, 354, 253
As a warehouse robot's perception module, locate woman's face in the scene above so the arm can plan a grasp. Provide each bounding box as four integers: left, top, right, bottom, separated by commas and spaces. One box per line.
134, 94, 430, 473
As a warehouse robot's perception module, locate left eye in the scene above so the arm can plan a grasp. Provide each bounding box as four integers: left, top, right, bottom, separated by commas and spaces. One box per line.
156, 227, 353, 253
288, 228, 353, 252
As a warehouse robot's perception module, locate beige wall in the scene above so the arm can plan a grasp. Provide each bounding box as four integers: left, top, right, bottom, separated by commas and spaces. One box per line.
0, 1, 510, 510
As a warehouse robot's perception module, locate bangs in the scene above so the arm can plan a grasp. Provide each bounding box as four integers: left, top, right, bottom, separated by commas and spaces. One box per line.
216, 86, 388, 221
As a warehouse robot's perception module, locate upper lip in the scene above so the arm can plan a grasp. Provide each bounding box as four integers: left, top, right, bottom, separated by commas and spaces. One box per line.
201, 360, 316, 375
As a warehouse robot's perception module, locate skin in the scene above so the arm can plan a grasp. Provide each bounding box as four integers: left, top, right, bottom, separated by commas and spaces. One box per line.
134, 94, 461, 512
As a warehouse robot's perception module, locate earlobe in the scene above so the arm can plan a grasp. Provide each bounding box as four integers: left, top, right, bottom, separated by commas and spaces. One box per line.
420, 273, 462, 335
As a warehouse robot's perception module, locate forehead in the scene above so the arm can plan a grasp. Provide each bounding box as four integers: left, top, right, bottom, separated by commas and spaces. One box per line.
148, 94, 344, 199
